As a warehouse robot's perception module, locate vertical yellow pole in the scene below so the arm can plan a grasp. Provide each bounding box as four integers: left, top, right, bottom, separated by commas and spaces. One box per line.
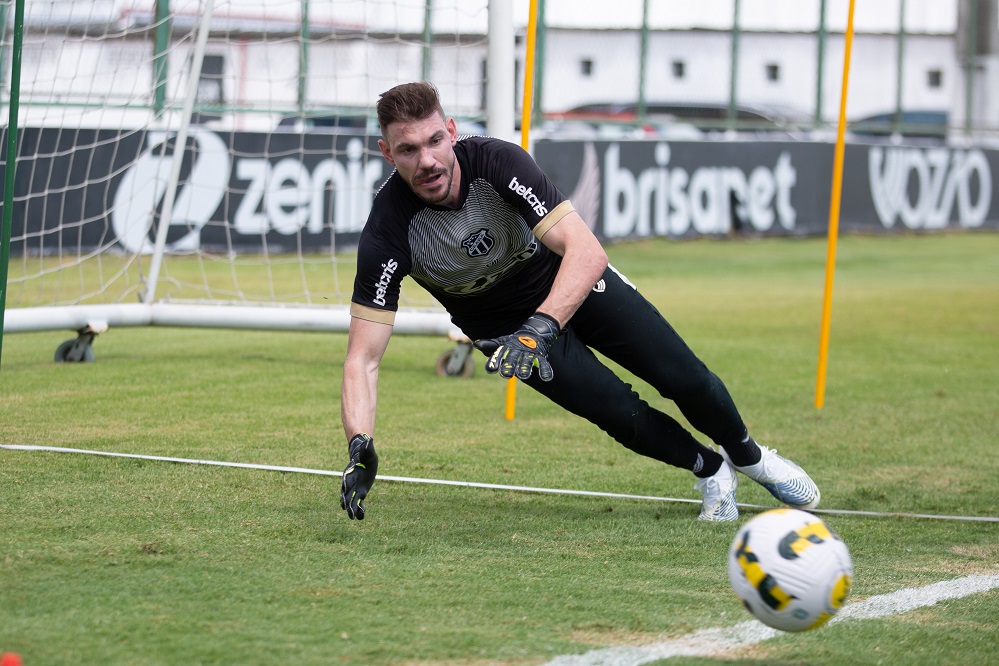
815, 0, 856, 409
505, 0, 539, 420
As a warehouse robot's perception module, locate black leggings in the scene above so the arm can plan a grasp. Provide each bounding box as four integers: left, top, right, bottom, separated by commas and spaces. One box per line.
522, 266, 748, 474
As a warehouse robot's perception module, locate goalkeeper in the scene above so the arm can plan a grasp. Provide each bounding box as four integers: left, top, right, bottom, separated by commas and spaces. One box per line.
339, 82, 819, 522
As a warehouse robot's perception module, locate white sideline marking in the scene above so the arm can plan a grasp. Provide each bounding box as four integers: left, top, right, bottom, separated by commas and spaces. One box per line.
2, 445, 998, 663
542, 574, 999, 666
2, 444, 997, 523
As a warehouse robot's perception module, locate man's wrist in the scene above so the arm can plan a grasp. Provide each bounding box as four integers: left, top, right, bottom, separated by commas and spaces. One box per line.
348, 432, 372, 452
530, 311, 561, 331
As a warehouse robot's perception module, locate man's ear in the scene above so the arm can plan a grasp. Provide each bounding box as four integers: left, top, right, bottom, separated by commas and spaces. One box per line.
446, 117, 458, 145
378, 139, 395, 167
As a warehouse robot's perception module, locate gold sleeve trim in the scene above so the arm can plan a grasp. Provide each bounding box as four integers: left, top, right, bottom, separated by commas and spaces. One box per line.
533, 200, 576, 240
350, 302, 397, 326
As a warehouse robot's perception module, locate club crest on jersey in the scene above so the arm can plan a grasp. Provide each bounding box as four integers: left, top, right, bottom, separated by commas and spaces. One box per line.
461, 228, 495, 257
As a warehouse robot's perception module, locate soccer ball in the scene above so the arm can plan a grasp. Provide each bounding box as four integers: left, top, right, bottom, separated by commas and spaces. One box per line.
728, 508, 853, 632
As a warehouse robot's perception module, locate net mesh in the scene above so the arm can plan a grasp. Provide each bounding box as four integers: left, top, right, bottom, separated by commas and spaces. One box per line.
4, 0, 489, 314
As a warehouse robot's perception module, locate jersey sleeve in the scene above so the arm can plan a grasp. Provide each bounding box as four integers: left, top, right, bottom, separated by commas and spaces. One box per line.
477, 138, 576, 239
350, 225, 410, 326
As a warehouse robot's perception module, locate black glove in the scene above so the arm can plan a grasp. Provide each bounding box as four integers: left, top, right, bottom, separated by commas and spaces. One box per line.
473, 312, 560, 382
340, 433, 378, 520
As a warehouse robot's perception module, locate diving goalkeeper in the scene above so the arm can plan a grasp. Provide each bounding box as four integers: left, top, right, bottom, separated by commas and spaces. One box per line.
339, 82, 820, 522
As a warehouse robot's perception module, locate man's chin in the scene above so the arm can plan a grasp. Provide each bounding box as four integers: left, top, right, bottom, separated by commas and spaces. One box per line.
415, 185, 448, 205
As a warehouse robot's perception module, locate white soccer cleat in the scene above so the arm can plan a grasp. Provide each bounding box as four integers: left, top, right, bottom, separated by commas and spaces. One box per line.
725, 444, 821, 510
695, 461, 739, 522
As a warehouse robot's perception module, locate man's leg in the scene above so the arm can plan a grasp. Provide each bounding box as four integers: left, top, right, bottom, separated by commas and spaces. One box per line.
568, 266, 758, 463
523, 327, 714, 471
570, 265, 818, 509
522, 327, 739, 521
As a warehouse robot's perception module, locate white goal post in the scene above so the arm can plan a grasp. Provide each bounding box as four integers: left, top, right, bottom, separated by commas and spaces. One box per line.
1, 0, 518, 363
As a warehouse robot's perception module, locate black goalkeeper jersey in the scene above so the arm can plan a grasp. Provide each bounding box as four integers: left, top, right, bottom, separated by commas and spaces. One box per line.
350, 135, 576, 339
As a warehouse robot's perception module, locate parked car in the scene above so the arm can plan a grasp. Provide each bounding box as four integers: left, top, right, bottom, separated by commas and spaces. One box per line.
847, 110, 949, 141
531, 117, 704, 141
276, 113, 374, 135
544, 101, 814, 140
275, 113, 487, 137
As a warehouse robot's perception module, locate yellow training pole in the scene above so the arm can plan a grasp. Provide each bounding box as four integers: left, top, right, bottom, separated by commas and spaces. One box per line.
815, 0, 856, 409
505, 0, 540, 421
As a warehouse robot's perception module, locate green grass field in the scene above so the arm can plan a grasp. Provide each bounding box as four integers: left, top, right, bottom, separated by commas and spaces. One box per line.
1, 233, 997, 665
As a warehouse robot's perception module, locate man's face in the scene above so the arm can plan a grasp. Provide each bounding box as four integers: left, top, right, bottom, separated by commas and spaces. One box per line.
379, 112, 459, 207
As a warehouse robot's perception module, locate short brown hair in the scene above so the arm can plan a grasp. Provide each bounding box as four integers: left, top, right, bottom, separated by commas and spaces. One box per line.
376, 82, 445, 137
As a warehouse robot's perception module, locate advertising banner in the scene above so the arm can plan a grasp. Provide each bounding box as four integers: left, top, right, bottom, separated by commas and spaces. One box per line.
4, 128, 997, 256
533, 139, 999, 239
5, 127, 386, 255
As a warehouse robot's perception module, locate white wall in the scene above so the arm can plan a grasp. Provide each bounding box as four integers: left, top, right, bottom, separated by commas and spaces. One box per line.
539, 28, 961, 123
10, 0, 978, 133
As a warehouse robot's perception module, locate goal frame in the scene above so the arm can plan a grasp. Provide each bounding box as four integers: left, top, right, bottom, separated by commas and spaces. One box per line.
0, 0, 519, 363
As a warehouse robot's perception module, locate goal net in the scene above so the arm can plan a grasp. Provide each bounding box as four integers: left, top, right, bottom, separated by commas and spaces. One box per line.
2, 0, 497, 356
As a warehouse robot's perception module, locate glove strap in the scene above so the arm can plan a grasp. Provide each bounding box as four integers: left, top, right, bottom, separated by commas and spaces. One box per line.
348, 433, 373, 457
530, 311, 561, 331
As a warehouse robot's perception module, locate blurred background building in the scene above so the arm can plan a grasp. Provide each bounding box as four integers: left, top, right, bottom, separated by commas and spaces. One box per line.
6, 0, 998, 142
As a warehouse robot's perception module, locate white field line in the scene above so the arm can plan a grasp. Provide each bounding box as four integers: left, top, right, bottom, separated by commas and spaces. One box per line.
3, 445, 997, 663
542, 574, 999, 666
2, 444, 997, 523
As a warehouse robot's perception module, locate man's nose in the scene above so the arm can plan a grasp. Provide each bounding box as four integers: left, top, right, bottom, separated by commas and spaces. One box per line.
417, 147, 437, 169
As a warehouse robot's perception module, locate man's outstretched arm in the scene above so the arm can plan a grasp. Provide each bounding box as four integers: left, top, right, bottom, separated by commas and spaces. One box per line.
341, 315, 392, 440
339, 316, 393, 519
